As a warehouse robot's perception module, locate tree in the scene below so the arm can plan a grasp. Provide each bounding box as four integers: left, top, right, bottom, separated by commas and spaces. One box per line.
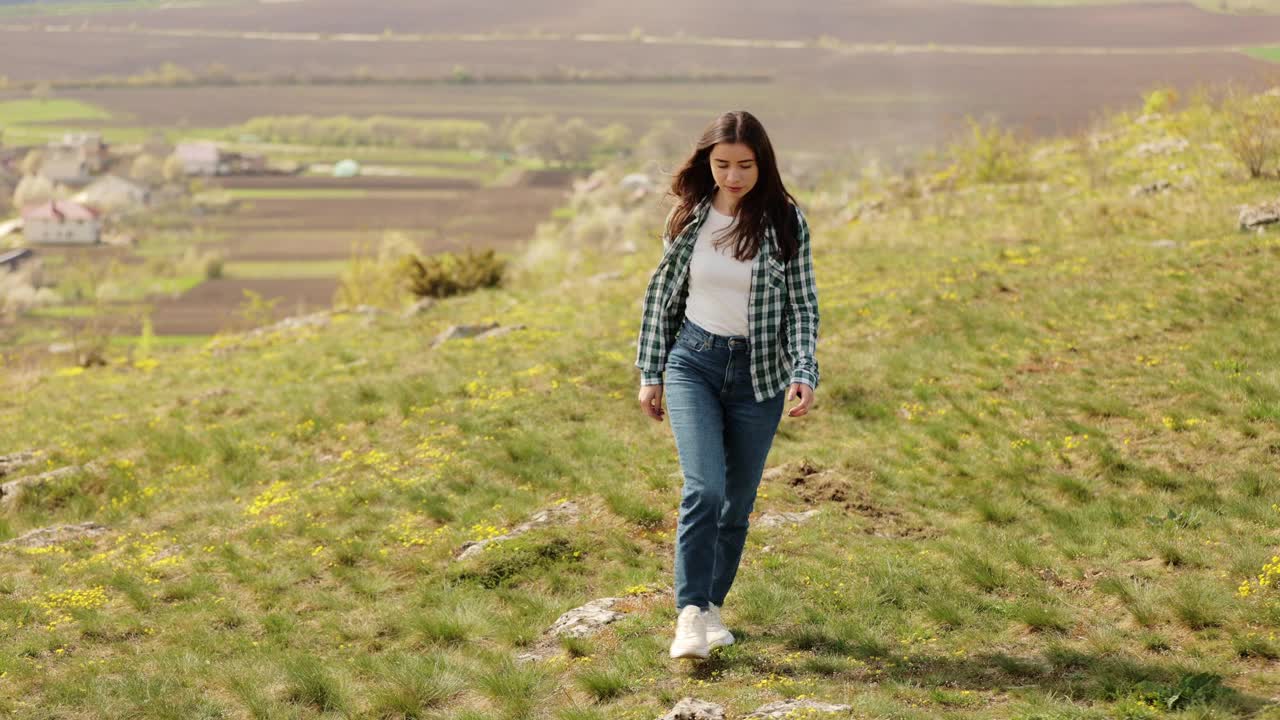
129, 153, 164, 186
508, 115, 560, 164
1222, 88, 1280, 179
556, 117, 599, 166
162, 153, 186, 184
13, 174, 54, 208
598, 122, 632, 154
637, 120, 687, 166
20, 149, 43, 177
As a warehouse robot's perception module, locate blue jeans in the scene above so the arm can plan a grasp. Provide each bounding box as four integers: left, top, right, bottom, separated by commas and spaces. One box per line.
664, 317, 786, 611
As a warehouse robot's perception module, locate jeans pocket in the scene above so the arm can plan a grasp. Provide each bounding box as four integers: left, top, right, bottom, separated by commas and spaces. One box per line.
675, 331, 705, 353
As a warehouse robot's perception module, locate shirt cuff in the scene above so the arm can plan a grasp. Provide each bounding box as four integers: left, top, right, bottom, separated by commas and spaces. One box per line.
788, 368, 818, 390
640, 371, 664, 386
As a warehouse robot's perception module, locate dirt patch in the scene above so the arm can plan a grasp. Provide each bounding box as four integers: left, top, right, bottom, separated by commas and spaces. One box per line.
766, 460, 936, 539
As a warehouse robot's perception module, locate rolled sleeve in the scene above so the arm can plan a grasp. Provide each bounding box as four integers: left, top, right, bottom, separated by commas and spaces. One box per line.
784, 207, 820, 391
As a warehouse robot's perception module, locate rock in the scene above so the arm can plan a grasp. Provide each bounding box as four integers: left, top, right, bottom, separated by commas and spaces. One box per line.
1129, 137, 1189, 158
1238, 200, 1280, 230
456, 501, 579, 561
431, 322, 500, 348
0, 462, 101, 506
475, 324, 526, 341
658, 698, 726, 720
745, 699, 853, 718
756, 509, 821, 529
1129, 179, 1171, 197
620, 173, 654, 193
545, 596, 626, 639
1149, 239, 1178, 249
2, 522, 109, 549
1087, 131, 1117, 149
47, 342, 74, 354
516, 597, 627, 661
516, 585, 668, 662
0, 451, 41, 478
401, 297, 435, 318
587, 271, 623, 284
246, 310, 331, 338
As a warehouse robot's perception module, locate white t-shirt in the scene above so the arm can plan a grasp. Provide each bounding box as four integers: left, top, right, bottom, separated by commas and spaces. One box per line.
685, 206, 754, 337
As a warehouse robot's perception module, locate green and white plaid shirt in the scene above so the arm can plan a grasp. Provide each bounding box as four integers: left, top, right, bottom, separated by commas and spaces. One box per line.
635, 198, 820, 402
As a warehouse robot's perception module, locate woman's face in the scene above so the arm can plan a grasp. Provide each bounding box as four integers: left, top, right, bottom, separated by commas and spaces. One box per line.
709, 142, 758, 199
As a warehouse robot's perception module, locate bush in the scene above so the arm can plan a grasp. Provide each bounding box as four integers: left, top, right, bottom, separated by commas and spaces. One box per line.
951, 117, 1032, 184
1221, 88, 1280, 179
401, 248, 505, 299
335, 232, 419, 310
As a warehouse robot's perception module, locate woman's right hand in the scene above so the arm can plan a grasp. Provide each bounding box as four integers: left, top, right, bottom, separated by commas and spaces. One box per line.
638, 384, 665, 422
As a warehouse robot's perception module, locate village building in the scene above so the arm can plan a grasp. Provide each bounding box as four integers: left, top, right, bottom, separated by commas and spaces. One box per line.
74, 175, 150, 213
175, 140, 224, 176
59, 133, 108, 173
20, 200, 101, 245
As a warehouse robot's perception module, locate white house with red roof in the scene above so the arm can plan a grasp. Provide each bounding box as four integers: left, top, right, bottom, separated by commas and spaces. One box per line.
21, 200, 101, 245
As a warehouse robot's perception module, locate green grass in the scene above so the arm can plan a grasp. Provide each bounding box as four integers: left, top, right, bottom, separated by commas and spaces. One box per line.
5, 93, 1280, 718
0, 99, 112, 125
1245, 46, 1280, 61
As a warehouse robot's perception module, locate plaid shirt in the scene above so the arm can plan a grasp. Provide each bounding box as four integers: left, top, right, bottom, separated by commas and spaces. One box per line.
635, 198, 819, 402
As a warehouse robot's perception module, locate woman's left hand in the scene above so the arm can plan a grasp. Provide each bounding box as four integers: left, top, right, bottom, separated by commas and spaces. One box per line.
786, 383, 814, 417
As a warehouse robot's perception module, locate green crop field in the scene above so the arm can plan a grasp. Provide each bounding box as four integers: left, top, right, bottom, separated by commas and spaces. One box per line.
3, 90, 1280, 718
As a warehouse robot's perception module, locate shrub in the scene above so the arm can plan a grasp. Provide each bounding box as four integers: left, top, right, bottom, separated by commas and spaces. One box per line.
1221, 88, 1280, 179
951, 117, 1032, 183
400, 248, 505, 299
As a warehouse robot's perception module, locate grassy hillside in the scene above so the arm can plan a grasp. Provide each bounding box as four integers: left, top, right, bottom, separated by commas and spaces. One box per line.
4, 90, 1280, 719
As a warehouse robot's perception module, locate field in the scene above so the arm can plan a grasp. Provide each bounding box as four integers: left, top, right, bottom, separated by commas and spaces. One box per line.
4, 0, 1280, 157
5, 92, 1280, 718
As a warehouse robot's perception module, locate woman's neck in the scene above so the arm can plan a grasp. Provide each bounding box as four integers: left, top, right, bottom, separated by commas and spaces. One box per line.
711, 189, 738, 216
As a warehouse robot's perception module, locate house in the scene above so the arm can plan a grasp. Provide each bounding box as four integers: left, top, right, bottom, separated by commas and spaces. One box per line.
74, 175, 150, 213
175, 140, 224, 176
21, 200, 101, 245
39, 145, 91, 185
59, 132, 108, 173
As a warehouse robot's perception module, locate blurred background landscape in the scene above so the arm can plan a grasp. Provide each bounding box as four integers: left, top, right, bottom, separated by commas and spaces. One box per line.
2, 0, 1280, 354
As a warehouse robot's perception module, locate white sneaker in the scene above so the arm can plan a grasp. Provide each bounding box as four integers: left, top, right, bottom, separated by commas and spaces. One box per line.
669, 604, 709, 659
705, 603, 735, 649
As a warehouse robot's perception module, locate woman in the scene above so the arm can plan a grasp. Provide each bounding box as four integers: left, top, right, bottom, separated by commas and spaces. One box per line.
635, 110, 820, 660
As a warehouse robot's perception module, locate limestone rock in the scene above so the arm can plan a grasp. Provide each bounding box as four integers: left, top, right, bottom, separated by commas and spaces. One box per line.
1130, 137, 1189, 158
658, 698, 726, 720
0, 451, 41, 478
456, 501, 579, 561
1239, 201, 1280, 230
475, 324, 526, 341
431, 322, 499, 348
3, 522, 109, 549
1129, 179, 1171, 197
402, 297, 436, 318
756, 509, 820, 529
0, 461, 101, 505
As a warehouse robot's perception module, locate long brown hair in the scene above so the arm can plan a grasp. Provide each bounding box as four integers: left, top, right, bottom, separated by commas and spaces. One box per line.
665, 110, 800, 263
